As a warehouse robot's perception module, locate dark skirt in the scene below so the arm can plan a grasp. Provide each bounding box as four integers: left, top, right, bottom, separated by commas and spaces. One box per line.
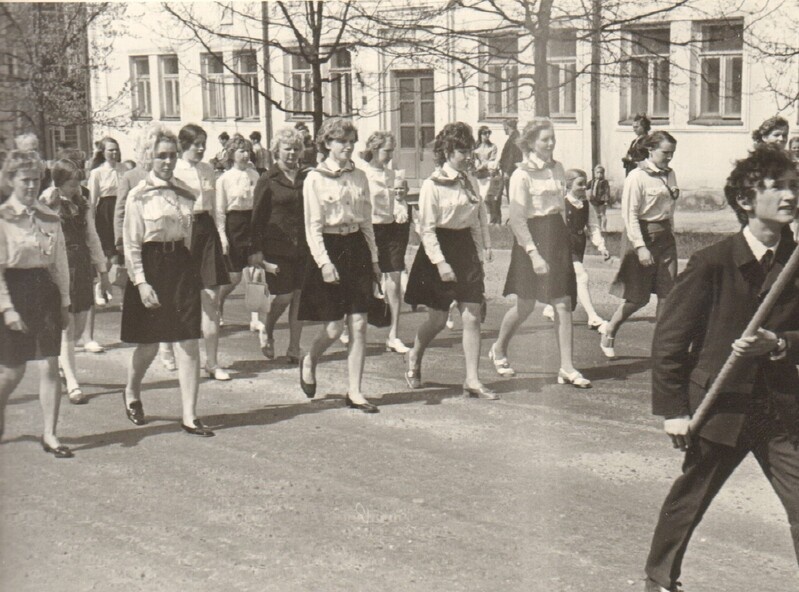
374, 221, 410, 273
0, 268, 62, 366
264, 250, 307, 296
569, 232, 587, 264
503, 214, 577, 307
67, 242, 95, 313
610, 220, 677, 303
298, 232, 373, 322
191, 211, 230, 288
95, 195, 116, 257
405, 227, 484, 312
121, 242, 202, 343
224, 209, 253, 273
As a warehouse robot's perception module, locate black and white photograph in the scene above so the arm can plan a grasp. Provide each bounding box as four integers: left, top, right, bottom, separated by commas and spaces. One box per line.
1, 1, 798, 590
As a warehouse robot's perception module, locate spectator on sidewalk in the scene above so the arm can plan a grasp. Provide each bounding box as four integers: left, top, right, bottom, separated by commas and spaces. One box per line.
498, 118, 522, 222
752, 116, 789, 151
622, 113, 650, 176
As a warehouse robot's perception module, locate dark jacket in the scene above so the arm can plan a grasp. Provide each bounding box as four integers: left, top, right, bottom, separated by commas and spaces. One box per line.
498, 130, 523, 177
622, 136, 648, 176
251, 164, 309, 259
651, 230, 799, 447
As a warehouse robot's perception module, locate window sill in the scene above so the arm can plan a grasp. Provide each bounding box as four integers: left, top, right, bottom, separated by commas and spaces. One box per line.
551, 115, 577, 123
160, 116, 181, 121
234, 116, 261, 122
132, 116, 153, 122
203, 117, 228, 122
687, 118, 743, 127
480, 114, 519, 123
618, 117, 669, 126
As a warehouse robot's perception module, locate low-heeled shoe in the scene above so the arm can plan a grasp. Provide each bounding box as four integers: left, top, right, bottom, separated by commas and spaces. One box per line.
41, 438, 74, 458
181, 419, 215, 437
299, 355, 316, 398
123, 393, 146, 425
345, 395, 379, 413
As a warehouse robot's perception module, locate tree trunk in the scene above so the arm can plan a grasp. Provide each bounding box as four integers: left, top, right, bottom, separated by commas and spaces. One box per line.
532, 0, 554, 117
311, 60, 323, 135
590, 0, 601, 169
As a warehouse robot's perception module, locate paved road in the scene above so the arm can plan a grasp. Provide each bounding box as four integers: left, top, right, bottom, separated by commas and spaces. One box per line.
1, 251, 795, 592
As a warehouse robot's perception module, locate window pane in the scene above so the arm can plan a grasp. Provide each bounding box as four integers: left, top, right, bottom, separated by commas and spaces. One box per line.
398, 78, 414, 100
652, 59, 669, 117
485, 37, 518, 63
420, 77, 434, 101
724, 56, 742, 116
420, 126, 435, 148
548, 64, 560, 115
291, 53, 309, 71
630, 59, 648, 115
399, 102, 415, 124
332, 48, 351, 69
701, 57, 721, 115
549, 30, 576, 58
400, 127, 415, 149
162, 55, 178, 75
420, 102, 434, 124
506, 66, 518, 113
238, 52, 257, 74
702, 24, 743, 52
134, 57, 149, 76
631, 28, 670, 56
564, 62, 576, 115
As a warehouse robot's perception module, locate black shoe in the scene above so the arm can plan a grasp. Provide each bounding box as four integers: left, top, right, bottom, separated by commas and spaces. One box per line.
123, 392, 145, 425
299, 355, 316, 398
345, 395, 379, 414
644, 577, 679, 592
181, 419, 215, 437
41, 438, 74, 458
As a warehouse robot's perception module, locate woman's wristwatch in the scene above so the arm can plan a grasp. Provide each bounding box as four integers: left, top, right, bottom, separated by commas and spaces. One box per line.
769, 334, 788, 361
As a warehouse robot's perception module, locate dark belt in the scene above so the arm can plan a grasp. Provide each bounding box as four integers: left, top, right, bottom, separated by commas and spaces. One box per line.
143, 240, 183, 253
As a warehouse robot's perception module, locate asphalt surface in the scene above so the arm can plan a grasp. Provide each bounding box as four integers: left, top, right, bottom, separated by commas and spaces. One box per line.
1, 249, 796, 592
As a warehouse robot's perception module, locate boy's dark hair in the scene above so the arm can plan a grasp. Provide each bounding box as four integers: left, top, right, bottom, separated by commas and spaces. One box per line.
433, 122, 474, 166
249, 131, 261, 142
724, 144, 796, 226
218, 131, 230, 142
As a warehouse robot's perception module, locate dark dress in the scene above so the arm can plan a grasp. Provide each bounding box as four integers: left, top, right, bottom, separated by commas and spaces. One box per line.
251, 165, 309, 295
191, 211, 230, 288
57, 193, 96, 313
564, 197, 590, 264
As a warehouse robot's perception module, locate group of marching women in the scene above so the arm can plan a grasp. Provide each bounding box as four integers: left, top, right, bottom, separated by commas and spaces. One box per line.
2, 112, 795, 458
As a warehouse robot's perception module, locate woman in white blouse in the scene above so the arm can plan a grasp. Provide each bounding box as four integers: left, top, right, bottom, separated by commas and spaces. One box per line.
404, 122, 496, 400
360, 131, 411, 354
298, 118, 382, 413
172, 124, 231, 381
121, 126, 212, 437
0, 150, 73, 457
215, 136, 259, 324
490, 118, 590, 389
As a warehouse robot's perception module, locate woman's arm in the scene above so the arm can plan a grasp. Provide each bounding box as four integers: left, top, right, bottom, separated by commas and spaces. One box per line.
85, 204, 108, 272
48, 225, 71, 309
123, 191, 147, 285
303, 173, 333, 268
215, 174, 229, 251
507, 171, 535, 251
621, 173, 646, 248
357, 175, 379, 265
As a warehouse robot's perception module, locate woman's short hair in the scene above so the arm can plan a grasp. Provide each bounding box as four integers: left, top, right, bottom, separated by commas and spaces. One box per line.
218, 131, 230, 142
752, 116, 790, 143
224, 136, 254, 167
315, 117, 358, 157
249, 131, 261, 143
633, 113, 652, 133
433, 122, 475, 166
270, 127, 306, 160
360, 131, 395, 163
1, 150, 44, 193
50, 159, 82, 187
178, 124, 208, 152
564, 168, 588, 190
643, 130, 677, 151
137, 125, 179, 172
517, 118, 554, 154
725, 144, 796, 226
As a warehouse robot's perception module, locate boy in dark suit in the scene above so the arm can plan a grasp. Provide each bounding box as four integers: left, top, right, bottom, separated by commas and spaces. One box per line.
644, 145, 799, 591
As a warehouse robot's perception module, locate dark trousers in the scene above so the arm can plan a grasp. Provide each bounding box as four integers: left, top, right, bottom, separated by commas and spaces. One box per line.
645, 413, 799, 588
487, 195, 502, 225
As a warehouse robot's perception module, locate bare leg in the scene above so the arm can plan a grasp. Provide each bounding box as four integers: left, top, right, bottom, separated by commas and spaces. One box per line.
409, 309, 448, 370
265, 293, 292, 340
0, 364, 26, 440
302, 319, 345, 386
346, 313, 369, 403
493, 297, 536, 358
173, 339, 200, 425
385, 271, 404, 342
574, 261, 603, 322
605, 300, 647, 338
80, 305, 101, 349
38, 357, 63, 449
459, 302, 482, 387
125, 343, 159, 405
60, 311, 88, 393
286, 290, 303, 356
552, 296, 576, 373
218, 272, 241, 321
201, 287, 222, 370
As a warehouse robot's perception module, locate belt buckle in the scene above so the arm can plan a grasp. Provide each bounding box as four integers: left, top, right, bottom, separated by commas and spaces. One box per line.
164, 240, 176, 253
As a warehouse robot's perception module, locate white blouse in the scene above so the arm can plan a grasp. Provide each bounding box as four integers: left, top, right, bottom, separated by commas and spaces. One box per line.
0, 197, 70, 311
123, 173, 195, 286
508, 154, 566, 252
173, 159, 216, 213
417, 163, 487, 265
363, 164, 398, 225
215, 167, 259, 239
87, 161, 126, 208
622, 159, 679, 249
40, 187, 107, 272
304, 158, 378, 268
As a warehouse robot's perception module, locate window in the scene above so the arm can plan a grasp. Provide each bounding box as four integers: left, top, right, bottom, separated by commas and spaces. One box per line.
483, 37, 518, 118
548, 30, 577, 119
234, 51, 259, 119
130, 56, 152, 119
329, 48, 353, 116
202, 53, 226, 120
695, 23, 743, 120
288, 53, 313, 115
625, 28, 670, 120
158, 55, 180, 119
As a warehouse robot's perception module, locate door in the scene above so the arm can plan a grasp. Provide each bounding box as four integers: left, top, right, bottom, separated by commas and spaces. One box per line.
393, 71, 435, 191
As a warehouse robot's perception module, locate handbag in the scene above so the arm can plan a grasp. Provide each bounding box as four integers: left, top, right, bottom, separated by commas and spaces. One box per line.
109, 263, 128, 288
367, 283, 391, 328
243, 266, 272, 314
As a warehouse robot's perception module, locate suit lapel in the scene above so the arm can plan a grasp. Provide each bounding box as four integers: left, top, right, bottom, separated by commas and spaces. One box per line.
759, 235, 797, 299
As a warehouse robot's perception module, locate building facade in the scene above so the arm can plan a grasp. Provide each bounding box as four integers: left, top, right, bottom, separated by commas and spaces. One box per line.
90, 1, 798, 199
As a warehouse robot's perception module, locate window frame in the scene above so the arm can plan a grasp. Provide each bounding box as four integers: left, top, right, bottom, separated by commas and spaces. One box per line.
692, 21, 744, 124
284, 47, 354, 120
621, 27, 671, 124
201, 52, 227, 121
481, 36, 519, 121
158, 54, 180, 120
234, 50, 260, 121
329, 48, 353, 117
287, 51, 314, 119
547, 30, 578, 121
130, 55, 152, 120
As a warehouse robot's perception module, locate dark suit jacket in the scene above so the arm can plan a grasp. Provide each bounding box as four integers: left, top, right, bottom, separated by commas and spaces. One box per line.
498, 131, 522, 177
250, 164, 309, 259
651, 230, 799, 446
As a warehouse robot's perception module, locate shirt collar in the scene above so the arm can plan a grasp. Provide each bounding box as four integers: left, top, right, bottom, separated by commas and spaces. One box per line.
743, 225, 779, 263
319, 157, 354, 175
640, 159, 672, 176
0, 195, 59, 221
175, 158, 194, 170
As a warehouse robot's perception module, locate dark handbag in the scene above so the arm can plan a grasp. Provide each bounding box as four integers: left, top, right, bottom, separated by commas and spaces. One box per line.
367, 283, 391, 328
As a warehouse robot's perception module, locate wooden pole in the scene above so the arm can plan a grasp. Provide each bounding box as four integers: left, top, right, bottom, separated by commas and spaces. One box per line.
688, 244, 799, 432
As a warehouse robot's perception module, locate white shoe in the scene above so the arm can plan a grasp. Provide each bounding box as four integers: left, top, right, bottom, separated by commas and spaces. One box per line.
557, 368, 592, 389
340, 331, 349, 345
542, 305, 555, 321
599, 326, 616, 359
83, 340, 105, 354
587, 317, 607, 332
205, 366, 231, 381
488, 343, 515, 377
385, 338, 410, 354
249, 320, 265, 332
160, 349, 177, 371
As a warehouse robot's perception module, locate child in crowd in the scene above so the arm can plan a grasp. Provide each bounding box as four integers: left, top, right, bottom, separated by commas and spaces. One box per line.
588, 164, 611, 232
